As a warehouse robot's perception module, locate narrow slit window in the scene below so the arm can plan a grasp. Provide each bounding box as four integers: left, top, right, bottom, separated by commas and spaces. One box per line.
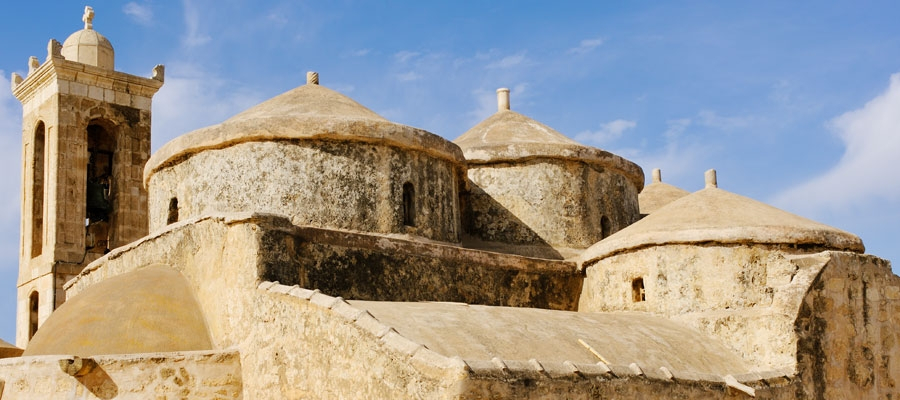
402, 182, 415, 227
632, 278, 646, 302
167, 198, 179, 224
29, 291, 39, 340
31, 122, 45, 258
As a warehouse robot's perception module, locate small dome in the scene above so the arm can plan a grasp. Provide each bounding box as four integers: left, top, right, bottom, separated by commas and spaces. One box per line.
453, 89, 644, 190
580, 186, 865, 264
24, 265, 212, 357
145, 77, 464, 184
61, 7, 114, 69
638, 168, 689, 215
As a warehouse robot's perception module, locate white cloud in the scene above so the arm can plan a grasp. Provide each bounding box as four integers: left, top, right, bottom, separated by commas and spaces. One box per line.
610, 118, 712, 186
568, 37, 604, 55
152, 62, 264, 151
486, 53, 527, 69
697, 110, 753, 130
123, 2, 153, 26
395, 71, 421, 82
182, 0, 211, 47
394, 51, 420, 64
774, 73, 900, 214
350, 49, 370, 57
574, 119, 636, 145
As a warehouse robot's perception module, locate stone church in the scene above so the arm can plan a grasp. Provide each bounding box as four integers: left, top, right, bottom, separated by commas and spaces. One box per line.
1, 6, 898, 399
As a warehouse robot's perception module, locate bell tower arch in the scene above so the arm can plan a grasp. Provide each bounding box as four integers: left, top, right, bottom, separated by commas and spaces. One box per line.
10, 6, 164, 347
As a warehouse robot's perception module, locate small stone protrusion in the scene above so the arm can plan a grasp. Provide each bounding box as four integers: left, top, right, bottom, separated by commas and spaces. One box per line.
659, 366, 674, 380
497, 88, 510, 112
59, 356, 96, 377
47, 39, 62, 61
491, 357, 510, 373
28, 56, 40, 75
11, 73, 23, 91
629, 362, 644, 376
307, 71, 319, 85
83, 6, 95, 30
705, 169, 718, 189
652, 168, 662, 184
724, 374, 756, 397
152, 65, 166, 82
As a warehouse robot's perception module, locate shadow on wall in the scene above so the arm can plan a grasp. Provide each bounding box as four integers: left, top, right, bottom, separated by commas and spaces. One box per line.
459, 182, 563, 260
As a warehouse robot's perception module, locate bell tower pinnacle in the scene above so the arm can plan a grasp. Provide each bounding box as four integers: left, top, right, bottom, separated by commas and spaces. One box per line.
9, 6, 164, 347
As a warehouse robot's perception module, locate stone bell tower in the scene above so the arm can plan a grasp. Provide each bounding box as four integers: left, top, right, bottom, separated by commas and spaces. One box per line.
10, 6, 164, 347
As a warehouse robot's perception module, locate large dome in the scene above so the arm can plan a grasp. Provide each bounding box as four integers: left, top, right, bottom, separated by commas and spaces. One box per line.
24, 265, 212, 357
580, 183, 865, 265
61, 7, 114, 69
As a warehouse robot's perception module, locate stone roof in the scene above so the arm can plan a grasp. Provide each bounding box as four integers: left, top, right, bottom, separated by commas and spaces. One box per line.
145, 73, 464, 185
23, 265, 212, 357
453, 89, 644, 190
639, 168, 690, 215
580, 186, 865, 265
0, 339, 23, 359
351, 300, 751, 376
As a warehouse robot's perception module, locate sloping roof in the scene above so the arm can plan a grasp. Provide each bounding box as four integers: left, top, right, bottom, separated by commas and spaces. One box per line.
453, 108, 644, 190
581, 187, 865, 264
639, 182, 690, 215
0, 338, 23, 358
351, 300, 750, 375
24, 265, 212, 357
145, 80, 464, 184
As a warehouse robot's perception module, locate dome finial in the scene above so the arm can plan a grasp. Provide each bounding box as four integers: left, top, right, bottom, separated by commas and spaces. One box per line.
307, 71, 319, 85
652, 168, 662, 184
83, 6, 95, 30
705, 169, 717, 188
497, 88, 510, 112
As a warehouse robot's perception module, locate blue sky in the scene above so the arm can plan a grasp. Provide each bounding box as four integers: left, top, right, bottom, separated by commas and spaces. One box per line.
1, 1, 898, 344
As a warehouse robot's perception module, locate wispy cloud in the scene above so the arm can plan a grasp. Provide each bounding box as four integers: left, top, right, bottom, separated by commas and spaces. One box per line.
152, 62, 264, 150
773, 73, 900, 214
394, 51, 420, 64
574, 119, 636, 145
182, 0, 211, 47
697, 110, 754, 131
486, 52, 527, 69
123, 2, 153, 26
395, 71, 421, 82
611, 118, 712, 186
568, 37, 604, 55
350, 49, 370, 57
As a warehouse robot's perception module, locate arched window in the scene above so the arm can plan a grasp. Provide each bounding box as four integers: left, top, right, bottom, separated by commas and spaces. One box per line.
31, 122, 45, 258
29, 291, 39, 339
402, 182, 415, 227
167, 198, 179, 224
632, 278, 646, 302
600, 215, 612, 239
86, 122, 116, 252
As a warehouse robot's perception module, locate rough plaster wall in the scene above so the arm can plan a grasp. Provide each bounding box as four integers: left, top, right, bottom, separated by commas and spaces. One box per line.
795, 252, 900, 399
464, 159, 639, 252
0, 351, 241, 399
257, 226, 582, 310
579, 245, 809, 370
148, 140, 460, 242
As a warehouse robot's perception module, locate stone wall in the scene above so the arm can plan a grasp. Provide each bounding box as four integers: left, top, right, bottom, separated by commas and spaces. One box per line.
147, 140, 463, 243
794, 252, 900, 398
0, 350, 241, 399
578, 245, 823, 370
259, 225, 582, 310
463, 158, 640, 258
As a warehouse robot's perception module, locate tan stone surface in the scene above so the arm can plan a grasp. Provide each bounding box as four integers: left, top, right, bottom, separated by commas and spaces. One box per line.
0, 350, 241, 399
352, 300, 751, 375
638, 168, 690, 215
580, 187, 865, 265
24, 264, 212, 357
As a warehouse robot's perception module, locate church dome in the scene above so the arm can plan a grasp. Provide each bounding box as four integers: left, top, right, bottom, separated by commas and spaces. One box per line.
61, 7, 115, 70
580, 170, 865, 265
638, 168, 690, 215
146, 72, 463, 182
23, 265, 212, 357
454, 88, 643, 189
